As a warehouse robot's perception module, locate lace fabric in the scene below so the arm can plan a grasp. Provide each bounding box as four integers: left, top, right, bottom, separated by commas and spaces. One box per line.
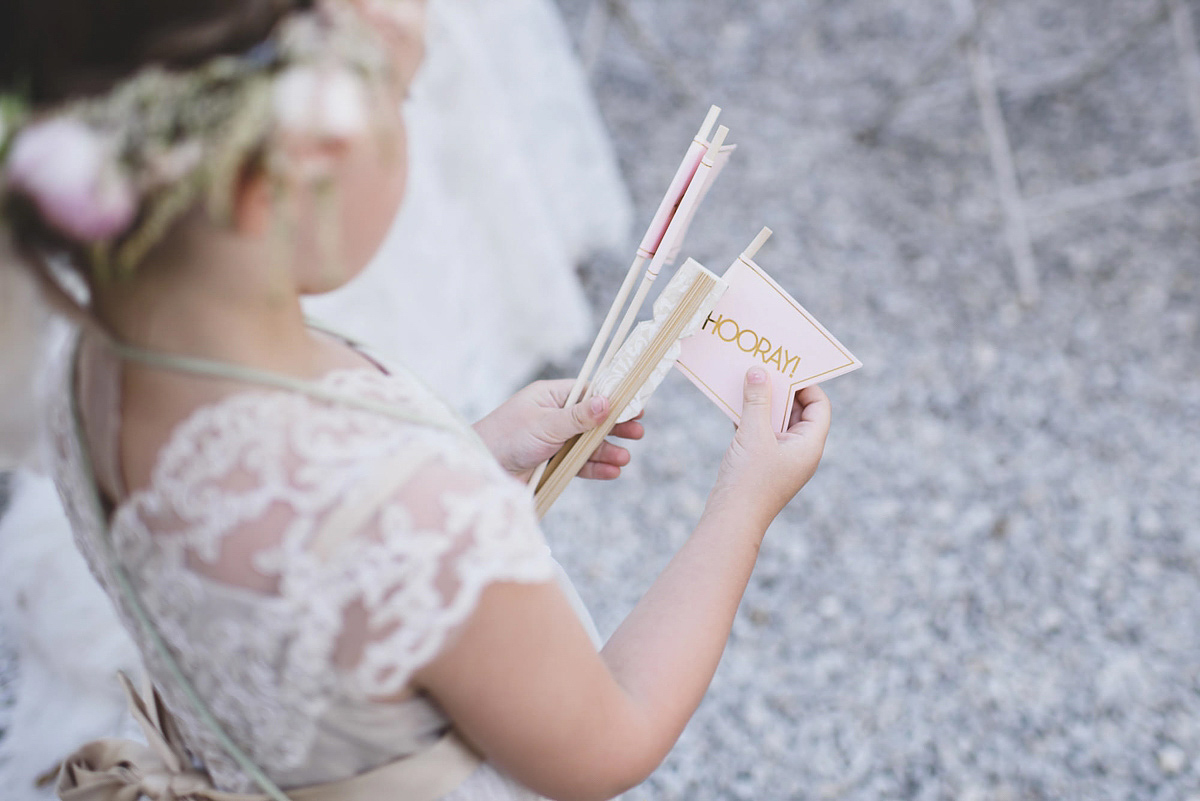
48, 342, 555, 796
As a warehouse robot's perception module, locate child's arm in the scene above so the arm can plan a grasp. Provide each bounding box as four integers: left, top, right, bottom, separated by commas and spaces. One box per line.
416, 371, 831, 801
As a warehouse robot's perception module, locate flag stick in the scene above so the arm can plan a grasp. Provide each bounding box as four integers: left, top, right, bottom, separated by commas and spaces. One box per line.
741, 226, 773, 262
591, 125, 729, 384
535, 268, 721, 516
527, 107, 722, 489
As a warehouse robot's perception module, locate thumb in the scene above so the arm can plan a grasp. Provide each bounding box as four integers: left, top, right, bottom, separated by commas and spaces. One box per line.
738, 368, 774, 439
545, 395, 610, 442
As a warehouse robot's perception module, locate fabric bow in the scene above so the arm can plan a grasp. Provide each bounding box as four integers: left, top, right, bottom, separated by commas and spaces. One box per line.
55, 672, 247, 801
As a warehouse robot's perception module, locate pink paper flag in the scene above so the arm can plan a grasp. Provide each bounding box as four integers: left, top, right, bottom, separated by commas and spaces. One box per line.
675, 254, 862, 433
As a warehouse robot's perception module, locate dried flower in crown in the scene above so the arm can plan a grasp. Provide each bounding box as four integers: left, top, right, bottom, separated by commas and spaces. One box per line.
0, 0, 424, 279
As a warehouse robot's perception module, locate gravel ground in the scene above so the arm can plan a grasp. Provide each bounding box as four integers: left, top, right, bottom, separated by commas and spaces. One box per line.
544, 1, 1200, 799
0, 474, 11, 749
0, 631, 13, 750
2, 2, 1199, 800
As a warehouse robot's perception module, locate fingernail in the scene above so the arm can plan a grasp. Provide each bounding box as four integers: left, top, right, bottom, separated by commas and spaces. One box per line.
590, 396, 608, 416
747, 368, 767, 385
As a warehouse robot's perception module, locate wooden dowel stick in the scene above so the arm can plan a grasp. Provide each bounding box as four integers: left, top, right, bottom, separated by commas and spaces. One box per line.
567, 107, 722, 406
696, 105, 722, 145
526, 253, 646, 490
741, 227, 773, 261
591, 263, 657, 385
534, 432, 578, 495
591, 125, 730, 385
527, 108, 724, 489
535, 271, 719, 516
566, 255, 644, 408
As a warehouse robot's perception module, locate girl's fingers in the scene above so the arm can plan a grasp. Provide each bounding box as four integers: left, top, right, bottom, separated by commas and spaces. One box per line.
587, 440, 630, 468
574, 440, 632, 480
608, 419, 645, 441
738, 368, 774, 438
785, 385, 831, 437
787, 390, 807, 429
577, 461, 621, 481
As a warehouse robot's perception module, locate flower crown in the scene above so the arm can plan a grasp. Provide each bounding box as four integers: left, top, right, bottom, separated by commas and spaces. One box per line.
0, 0, 423, 279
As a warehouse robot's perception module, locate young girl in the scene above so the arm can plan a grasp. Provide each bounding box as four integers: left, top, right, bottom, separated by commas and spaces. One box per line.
0, 1, 831, 799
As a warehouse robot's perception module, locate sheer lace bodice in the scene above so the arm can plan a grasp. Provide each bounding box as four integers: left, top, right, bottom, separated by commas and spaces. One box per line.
47, 335, 557, 798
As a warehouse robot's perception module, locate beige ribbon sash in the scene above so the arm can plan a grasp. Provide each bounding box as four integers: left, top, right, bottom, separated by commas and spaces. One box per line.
56, 673, 482, 801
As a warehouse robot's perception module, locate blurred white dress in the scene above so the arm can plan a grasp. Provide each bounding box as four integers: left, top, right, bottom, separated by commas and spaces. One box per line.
0, 0, 628, 795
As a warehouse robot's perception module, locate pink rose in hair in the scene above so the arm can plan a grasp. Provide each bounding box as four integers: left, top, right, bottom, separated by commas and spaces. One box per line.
6, 118, 137, 242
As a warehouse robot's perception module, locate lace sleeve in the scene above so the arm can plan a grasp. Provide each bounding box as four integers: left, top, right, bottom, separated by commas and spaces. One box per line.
129, 376, 558, 723
313, 433, 558, 698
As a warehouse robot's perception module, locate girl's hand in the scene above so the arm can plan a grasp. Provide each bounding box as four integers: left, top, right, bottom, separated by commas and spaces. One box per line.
707, 368, 831, 529
473, 379, 645, 483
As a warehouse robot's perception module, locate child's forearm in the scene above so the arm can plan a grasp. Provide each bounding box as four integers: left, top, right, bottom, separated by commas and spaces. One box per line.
600, 498, 770, 761
418, 382, 829, 801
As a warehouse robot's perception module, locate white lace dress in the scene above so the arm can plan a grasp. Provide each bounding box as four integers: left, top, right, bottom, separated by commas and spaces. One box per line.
46, 337, 575, 800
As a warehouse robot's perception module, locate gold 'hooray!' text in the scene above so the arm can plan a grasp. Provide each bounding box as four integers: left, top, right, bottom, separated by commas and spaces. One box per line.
701, 313, 802, 378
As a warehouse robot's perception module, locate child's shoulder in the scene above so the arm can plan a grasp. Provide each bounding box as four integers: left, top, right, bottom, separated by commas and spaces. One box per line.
144, 365, 495, 508
120, 360, 552, 591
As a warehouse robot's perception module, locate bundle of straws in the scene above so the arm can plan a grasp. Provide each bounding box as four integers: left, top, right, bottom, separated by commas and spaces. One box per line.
531, 106, 736, 517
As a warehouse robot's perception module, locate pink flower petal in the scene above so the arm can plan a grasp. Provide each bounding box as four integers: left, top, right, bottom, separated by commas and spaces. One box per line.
6, 118, 136, 241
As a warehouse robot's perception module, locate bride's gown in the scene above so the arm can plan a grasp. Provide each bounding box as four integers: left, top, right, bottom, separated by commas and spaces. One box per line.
0, 1, 629, 795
